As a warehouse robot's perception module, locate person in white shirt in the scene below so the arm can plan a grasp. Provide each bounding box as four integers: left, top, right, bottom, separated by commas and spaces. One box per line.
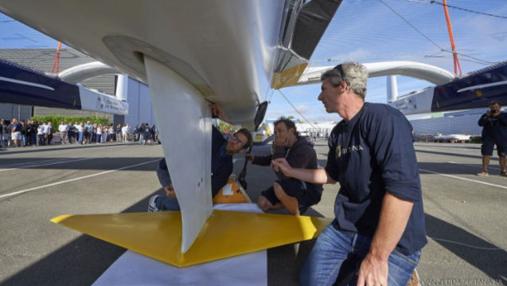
84, 121, 92, 144
121, 124, 129, 143
42, 122, 52, 145
96, 126, 103, 144
108, 125, 114, 142
37, 123, 45, 146
58, 122, 69, 144
75, 123, 83, 144
9, 118, 21, 147
115, 124, 122, 142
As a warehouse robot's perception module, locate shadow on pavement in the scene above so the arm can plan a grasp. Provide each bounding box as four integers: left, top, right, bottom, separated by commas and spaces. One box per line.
0, 143, 141, 156
417, 162, 507, 176
425, 214, 507, 282
0, 191, 161, 286
415, 149, 499, 161
0, 157, 161, 171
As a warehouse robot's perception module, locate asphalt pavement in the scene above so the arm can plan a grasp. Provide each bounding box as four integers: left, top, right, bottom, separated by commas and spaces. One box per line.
0, 141, 505, 285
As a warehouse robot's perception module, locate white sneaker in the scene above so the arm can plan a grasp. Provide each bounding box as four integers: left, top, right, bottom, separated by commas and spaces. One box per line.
147, 195, 161, 212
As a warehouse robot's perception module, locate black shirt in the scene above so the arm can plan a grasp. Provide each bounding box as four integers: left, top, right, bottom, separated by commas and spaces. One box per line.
325, 103, 427, 255
478, 112, 507, 143
252, 137, 323, 192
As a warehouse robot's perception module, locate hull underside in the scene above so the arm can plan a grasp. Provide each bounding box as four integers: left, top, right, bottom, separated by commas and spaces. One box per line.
0, 0, 286, 125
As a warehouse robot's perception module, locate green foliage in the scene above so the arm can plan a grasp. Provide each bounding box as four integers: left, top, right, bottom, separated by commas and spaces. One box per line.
31, 115, 110, 131
216, 120, 234, 134
216, 120, 245, 134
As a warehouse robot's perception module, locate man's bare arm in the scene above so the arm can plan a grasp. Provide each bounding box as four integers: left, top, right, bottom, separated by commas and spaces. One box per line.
272, 158, 336, 184
357, 192, 414, 286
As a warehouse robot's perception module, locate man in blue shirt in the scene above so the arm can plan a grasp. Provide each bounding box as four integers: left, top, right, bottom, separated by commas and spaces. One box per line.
273, 62, 426, 286
148, 104, 252, 211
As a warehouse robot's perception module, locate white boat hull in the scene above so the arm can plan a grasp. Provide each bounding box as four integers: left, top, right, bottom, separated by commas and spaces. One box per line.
0, 0, 285, 125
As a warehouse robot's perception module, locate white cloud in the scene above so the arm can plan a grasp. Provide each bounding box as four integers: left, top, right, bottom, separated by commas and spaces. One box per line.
327, 48, 373, 63
294, 104, 308, 114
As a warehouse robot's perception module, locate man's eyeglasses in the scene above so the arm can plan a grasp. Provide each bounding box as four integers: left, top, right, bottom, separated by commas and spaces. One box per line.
230, 134, 247, 146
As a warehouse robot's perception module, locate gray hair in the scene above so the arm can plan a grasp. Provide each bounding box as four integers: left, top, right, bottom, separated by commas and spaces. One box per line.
320, 62, 368, 99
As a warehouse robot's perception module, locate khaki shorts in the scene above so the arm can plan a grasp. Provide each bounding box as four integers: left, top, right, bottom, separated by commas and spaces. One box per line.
11, 132, 21, 141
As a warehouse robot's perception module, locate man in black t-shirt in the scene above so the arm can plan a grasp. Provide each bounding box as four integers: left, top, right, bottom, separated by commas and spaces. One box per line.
477, 101, 507, 176
273, 62, 426, 286
249, 117, 323, 215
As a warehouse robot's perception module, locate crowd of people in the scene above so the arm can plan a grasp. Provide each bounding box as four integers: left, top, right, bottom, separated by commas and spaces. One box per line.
0, 119, 159, 148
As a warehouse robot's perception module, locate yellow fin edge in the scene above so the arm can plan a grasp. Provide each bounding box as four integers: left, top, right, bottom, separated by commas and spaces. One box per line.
51, 210, 331, 267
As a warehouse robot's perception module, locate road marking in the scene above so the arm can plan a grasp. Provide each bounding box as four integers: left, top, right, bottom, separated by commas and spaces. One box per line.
420, 168, 507, 190
0, 158, 95, 172
0, 159, 159, 200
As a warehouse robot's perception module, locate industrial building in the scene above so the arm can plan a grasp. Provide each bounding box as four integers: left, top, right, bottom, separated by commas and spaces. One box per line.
0, 47, 155, 128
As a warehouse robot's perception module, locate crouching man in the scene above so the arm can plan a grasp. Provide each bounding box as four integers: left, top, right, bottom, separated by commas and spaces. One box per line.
148, 104, 252, 211
249, 117, 323, 215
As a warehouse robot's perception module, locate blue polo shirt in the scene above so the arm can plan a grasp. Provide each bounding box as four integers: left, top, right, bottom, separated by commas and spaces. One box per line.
156, 125, 232, 197
211, 126, 233, 196
325, 103, 427, 255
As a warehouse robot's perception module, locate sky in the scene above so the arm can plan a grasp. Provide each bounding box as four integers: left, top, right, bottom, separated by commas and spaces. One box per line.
1, 0, 507, 123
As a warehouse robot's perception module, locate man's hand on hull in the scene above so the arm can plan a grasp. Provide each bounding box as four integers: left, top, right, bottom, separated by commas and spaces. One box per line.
164, 185, 176, 198
210, 103, 227, 121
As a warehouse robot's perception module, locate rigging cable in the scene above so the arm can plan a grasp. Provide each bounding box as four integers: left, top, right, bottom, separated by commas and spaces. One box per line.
277, 89, 318, 129
428, 0, 507, 20
378, 0, 499, 65
406, 0, 507, 20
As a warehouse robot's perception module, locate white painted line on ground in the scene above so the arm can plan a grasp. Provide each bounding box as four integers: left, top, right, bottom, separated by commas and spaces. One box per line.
0, 157, 97, 172
420, 168, 507, 190
0, 159, 159, 200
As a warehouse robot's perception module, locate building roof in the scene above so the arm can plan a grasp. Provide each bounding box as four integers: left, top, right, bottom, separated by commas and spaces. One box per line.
0, 47, 115, 95
0, 48, 116, 120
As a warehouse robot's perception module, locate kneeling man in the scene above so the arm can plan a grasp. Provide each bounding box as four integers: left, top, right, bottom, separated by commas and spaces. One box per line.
250, 118, 322, 215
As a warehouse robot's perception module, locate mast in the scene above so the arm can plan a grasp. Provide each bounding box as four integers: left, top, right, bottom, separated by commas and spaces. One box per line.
50, 41, 62, 74
442, 0, 462, 77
